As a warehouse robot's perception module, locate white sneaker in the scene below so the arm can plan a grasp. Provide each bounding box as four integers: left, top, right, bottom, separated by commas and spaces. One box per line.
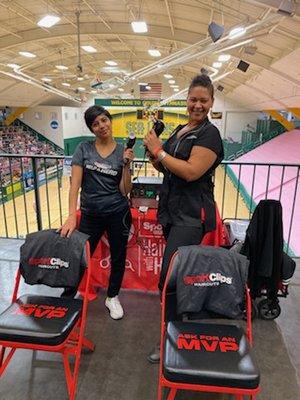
105, 296, 124, 320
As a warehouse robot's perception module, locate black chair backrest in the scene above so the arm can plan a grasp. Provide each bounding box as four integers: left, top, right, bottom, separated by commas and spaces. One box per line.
20, 229, 89, 289
164, 245, 249, 321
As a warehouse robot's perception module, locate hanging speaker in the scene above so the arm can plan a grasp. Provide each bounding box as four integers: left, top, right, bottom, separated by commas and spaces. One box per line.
237, 60, 250, 72
277, 0, 296, 16
208, 22, 225, 43
217, 85, 224, 92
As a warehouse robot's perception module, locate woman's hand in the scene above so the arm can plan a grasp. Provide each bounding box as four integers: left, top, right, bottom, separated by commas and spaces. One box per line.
123, 148, 134, 165
143, 129, 163, 156
59, 215, 77, 237
146, 150, 155, 163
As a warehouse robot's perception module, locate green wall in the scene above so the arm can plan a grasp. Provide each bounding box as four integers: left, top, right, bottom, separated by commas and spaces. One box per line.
64, 136, 147, 159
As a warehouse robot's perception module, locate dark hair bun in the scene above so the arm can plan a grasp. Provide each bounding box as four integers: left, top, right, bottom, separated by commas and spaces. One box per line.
188, 74, 214, 97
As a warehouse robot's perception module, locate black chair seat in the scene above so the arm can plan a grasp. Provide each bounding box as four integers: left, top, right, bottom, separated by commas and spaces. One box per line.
164, 321, 260, 389
0, 295, 83, 346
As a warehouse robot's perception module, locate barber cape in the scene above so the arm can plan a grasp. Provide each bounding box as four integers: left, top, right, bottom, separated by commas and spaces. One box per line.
176, 245, 249, 318
20, 229, 89, 288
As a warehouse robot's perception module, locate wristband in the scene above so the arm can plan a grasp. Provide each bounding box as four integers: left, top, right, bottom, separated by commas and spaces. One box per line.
152, 146, 163, 158
157, 150, 167, 162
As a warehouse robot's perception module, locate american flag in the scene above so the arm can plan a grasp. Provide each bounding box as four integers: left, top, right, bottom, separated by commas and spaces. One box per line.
140, 83, 162, 99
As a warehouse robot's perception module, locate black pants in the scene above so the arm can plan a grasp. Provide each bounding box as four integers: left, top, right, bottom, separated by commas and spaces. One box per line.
158, 224, 204, 292
80, 207, 132, 297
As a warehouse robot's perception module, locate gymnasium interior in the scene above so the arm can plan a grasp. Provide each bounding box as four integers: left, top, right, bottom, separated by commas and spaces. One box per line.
0, 1, 299, 399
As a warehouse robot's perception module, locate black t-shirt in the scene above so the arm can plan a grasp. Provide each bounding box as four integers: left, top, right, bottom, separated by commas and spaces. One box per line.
158, 118, 224, 229
163, 118, 223, 175
72, 141, 128, 215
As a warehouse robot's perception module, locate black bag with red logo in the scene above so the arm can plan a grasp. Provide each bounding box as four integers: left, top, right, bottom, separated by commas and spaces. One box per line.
20, 229, 89, 288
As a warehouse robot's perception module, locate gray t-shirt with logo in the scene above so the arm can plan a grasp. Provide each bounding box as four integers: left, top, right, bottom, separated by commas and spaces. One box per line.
72, 141, 128, 215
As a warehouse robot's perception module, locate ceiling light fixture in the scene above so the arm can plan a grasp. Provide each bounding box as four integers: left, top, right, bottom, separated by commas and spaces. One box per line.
105, 60, 118, 66
77, 87, 85, 91
62, 82, 71, 87
212, 62, 222, 68
168, 80, 175, 84
55, 65, 68, 70
0, 69, 80, 102
118, 88, 124, 92
37, 15, 60, 28
164, 74, 173, 79
41, 77, 52, 82
19, 51, 36, 58
131, 21, 148, 33
148, 49, 161, 57
218, 54, 231, 62
229, 27, 246, 39
7, 63, 20, 69
81, 45, 97, 53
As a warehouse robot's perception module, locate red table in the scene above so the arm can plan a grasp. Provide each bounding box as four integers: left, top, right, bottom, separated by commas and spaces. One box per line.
79, 206, 229, 298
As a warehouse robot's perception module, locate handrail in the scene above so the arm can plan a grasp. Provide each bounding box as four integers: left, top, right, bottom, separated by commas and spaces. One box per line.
0, 154, 299, 257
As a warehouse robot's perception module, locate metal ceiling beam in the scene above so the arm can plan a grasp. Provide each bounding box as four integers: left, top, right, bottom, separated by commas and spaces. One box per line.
81, 0, 136, 57
0, 68, 81, 103
229, 48, 300, 87
0, 25, 23, 39
246, 0, 300, 17
0, 23, 203, 50
0, 1, 52, 34
120, 13, 281, 83
164, 0, 175, 36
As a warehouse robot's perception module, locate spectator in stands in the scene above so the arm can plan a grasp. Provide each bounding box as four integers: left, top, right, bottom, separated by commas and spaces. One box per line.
143, 74, 224, 362
59, 105, 134, 320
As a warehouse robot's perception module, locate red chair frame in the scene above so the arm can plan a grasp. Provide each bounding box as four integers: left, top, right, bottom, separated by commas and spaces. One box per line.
0, 242, 95, 400
158, 251, 260, 400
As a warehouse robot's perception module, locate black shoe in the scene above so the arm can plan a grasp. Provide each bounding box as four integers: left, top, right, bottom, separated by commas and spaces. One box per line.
147, 344, 160, 364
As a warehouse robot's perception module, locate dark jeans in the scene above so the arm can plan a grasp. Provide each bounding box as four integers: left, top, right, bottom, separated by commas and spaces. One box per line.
63, 207, 132, 298
80, 207, 132, 297
158, 224, 204, 292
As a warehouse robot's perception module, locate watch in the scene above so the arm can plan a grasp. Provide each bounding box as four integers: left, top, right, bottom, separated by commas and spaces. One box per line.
157, 150, 167, 162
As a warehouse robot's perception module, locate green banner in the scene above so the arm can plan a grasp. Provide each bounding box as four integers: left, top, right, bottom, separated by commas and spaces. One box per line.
95, 99, 186, 107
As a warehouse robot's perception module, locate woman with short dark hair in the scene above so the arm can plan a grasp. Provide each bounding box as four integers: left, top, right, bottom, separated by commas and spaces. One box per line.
60, 105, 134, 320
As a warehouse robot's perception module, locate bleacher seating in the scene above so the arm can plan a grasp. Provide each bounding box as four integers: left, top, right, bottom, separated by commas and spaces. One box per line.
0, 124, 61, 189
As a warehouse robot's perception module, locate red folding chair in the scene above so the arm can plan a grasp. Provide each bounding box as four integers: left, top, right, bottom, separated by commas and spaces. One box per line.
158, 245, 260, 400
0, 240, 94, 400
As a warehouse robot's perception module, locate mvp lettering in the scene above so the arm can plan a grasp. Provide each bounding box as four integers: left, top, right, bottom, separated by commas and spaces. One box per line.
13, 304, 68, 319
177, 334, 239, 352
